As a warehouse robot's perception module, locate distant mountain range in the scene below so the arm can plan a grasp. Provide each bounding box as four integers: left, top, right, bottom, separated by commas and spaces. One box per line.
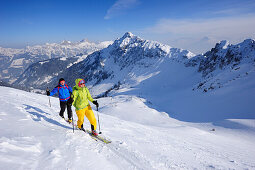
14, 32, 255, 96
0, 39, 113, 83
3, 32, 254, 122
15, 32, 195, 92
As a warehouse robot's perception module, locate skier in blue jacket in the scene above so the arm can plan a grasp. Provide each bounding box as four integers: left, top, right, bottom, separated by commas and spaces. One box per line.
46, 78, 73, 122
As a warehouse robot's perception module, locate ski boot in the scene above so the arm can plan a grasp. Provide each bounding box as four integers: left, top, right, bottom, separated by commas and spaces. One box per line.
78, 124, 85, 131
59, 113, 64, 119
92, 130, 98, 136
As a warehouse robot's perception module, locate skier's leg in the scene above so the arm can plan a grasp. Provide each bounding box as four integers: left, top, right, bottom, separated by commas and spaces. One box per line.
67, 101, 72, 120
85, 105, 97, 131
59, 101, 66, 118
76, 108, 85, 129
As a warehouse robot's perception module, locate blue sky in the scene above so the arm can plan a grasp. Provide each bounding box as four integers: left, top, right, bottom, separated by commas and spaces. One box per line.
0, 0, 255, 53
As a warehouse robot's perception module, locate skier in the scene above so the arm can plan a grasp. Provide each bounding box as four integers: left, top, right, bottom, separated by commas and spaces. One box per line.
71, 78, 99, 136
46, 78, 73, 123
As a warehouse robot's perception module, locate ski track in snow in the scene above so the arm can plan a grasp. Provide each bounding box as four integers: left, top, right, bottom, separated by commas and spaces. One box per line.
0, 86, 255, 170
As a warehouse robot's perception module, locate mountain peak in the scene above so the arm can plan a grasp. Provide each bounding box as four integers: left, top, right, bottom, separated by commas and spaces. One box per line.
241, 38, 255, 46
114, 32, 139, 48
122, 32, 134, 39
60, 40, 72, 45
216, 40, 230, 50
80, 38, 90, 43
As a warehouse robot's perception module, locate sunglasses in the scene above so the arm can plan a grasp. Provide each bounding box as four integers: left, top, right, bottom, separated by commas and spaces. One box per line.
78, 79, 85, 87
79, 80, 85, 84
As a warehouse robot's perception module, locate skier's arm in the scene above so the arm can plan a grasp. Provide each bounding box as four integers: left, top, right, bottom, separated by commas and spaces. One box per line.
86, 88, 94, 102
50, 87, 58, 96
71, 90, 78, 105
68, 86, 73, 93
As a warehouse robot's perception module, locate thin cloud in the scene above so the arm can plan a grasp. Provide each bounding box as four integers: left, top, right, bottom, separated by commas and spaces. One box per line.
146, 15, 255, 37
143, 15, 255, 53
211, 0, 255, 15
104, 0, 139, 20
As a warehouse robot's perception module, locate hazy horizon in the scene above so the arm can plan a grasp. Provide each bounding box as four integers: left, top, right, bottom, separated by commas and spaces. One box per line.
1, 0, 255, 53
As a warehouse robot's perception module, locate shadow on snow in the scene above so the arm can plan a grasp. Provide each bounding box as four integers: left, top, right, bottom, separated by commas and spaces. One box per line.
24, 104, 72, 130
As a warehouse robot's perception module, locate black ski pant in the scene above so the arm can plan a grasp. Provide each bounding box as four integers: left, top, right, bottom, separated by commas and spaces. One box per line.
59, 99, 72, 119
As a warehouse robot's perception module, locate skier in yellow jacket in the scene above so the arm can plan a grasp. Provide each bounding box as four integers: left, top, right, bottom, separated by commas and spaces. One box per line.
72, 78, 99, 136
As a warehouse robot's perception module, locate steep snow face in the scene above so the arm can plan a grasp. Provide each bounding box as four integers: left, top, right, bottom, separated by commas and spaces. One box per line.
57, 32, 195, 96
71, 35, 254, 123
197, 39, 255, 77
1, 86, 255, 170
192, 39, 255, 92
10, 33, 255, 124
16, 32, 194, 92
0, 40, 113, 83
126, 39, 255, 123
14, 32, 197, 92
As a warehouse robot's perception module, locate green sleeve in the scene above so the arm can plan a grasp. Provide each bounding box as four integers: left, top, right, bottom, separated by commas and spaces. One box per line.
72, 90, 78, 105
86, 87, 94, 102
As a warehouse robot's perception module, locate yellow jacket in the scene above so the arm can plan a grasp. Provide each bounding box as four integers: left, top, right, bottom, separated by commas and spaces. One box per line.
72, 78, 94, 110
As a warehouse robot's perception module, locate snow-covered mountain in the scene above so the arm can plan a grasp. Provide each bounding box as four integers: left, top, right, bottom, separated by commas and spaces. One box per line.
0, 40, 113, 83
15, 53, 87, 92
14, 32, 255, 122
189, 39, 255, 92
64, 32, 194, 94
17, 32, 194, 91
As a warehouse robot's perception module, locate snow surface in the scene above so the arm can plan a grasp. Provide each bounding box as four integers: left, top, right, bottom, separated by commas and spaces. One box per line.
0, 86, 254, 169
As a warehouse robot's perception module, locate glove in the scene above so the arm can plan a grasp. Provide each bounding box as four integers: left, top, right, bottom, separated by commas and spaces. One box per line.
92, 100, 99, 108
68, 97, 73, 104
46, 90, 50, 96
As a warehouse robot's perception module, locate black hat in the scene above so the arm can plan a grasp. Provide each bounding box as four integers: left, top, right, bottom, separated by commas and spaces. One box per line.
59, 78, 65, 83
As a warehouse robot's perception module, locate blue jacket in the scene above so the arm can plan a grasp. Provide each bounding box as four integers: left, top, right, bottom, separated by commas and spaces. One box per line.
50, 83, 73, 101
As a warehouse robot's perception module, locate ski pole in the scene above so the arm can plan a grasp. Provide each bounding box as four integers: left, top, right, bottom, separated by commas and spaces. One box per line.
96, 106, 102, 134
71, 110, 74, 133
46, 87, 51, 107
48, 97, 51, 107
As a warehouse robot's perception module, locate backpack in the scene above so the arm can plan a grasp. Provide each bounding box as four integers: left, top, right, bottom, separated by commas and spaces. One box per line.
56, 84, 69, 92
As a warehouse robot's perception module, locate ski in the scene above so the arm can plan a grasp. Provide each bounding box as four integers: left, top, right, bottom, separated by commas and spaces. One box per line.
86, 129, 112, 144
62, 118, 111, 143
79, 128, 111, 144
79, 128, 99, 142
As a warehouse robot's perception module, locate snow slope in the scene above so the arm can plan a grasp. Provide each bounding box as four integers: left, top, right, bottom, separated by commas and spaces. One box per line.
115, 56, 255, 123
56, 32, 195, 95
1, 86, 255, 169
